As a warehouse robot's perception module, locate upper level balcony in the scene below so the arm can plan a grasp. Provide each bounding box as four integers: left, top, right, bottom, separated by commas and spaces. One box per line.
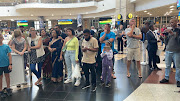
0, 0, 103, 6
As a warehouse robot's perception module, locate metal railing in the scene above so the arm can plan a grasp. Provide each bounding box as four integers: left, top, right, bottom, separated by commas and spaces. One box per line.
0, 0, 103, 6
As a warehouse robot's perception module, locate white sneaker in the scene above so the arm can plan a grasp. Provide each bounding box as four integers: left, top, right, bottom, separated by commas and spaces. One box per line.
64, 79, 72, 84
141, 62, 147, 65
74, 80, 80, 87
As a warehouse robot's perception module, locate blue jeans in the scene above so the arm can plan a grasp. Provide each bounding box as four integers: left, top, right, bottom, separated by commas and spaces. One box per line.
64, 50, 76, 79
165, 51, 180, 81
30, 62, 43, 79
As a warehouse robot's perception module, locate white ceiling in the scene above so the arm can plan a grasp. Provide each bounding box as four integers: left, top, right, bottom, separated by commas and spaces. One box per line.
135, 3, 178, 17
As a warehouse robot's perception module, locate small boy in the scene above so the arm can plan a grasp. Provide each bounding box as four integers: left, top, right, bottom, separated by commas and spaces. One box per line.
0, 33, 12, 98
100, 41, 113, 87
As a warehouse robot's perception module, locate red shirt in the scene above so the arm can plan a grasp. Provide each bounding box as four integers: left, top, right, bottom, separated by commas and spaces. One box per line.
161, 28, 166, 36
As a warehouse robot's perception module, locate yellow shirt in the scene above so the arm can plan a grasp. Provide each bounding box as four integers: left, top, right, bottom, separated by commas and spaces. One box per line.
82, 37, 99, 64
66, 37, 79, 61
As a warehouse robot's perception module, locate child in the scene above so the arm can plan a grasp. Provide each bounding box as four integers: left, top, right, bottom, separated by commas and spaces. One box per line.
0, 33, 12, 98
100, 41, 113, 87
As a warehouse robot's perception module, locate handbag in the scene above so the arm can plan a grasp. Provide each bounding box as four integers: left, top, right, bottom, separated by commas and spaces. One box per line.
62, 37, 74, 53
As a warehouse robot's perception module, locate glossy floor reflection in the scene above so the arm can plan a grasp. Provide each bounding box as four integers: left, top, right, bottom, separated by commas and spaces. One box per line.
3, 58, 152, 101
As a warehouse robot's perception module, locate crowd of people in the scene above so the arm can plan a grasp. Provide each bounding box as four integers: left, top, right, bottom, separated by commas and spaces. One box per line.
0, 18, 180, 98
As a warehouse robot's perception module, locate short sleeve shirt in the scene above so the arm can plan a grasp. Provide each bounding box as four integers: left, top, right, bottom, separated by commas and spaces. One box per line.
125, 27, 141, 49
0, 44, 11, 67
82, 37, 99, 64
100, 31, 116, 52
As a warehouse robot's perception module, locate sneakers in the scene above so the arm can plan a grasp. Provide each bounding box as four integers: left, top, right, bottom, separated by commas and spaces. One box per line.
160, 78, 169, 83
64, 79, 72, 84
105, 82, 111, 88
91, 85, 97, 92
5, 88, 12, 96
82, 83, 91, 89
177, 81, 180, 87
99, 81, 105, 86
74, 80, 80, 87
141, 62, 147, 65
0, 91, 6, 98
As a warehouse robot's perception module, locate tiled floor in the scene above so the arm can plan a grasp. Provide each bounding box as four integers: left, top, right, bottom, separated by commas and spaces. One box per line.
2, 53, 152, 101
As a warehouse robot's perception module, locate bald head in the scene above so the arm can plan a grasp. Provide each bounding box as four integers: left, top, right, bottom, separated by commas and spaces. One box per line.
170, 18, 178, 28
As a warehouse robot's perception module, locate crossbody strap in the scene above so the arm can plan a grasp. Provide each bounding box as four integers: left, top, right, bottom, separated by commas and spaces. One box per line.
65, 37, 75, 46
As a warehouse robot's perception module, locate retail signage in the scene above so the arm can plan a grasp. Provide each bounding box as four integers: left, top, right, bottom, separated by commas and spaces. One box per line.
127, 13, 133, 19
117, 14, 122, 20
17, 20, 28, 27
58, 19, 73, 25
77, 14, 82, 26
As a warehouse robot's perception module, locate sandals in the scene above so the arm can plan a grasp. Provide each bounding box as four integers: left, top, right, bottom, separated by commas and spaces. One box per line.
35, 78, 42, 85
127, 73, 131, 78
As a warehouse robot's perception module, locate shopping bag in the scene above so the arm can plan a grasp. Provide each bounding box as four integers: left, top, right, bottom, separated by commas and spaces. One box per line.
72, 63, 81, 79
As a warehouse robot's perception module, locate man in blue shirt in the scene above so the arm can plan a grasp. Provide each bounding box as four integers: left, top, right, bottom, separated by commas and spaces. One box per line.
0, 33, 12, 98
99, 23, 116, 79
100, 24, 116, 52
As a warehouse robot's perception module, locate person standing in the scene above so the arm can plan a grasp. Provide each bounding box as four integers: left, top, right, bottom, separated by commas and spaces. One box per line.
140, 21, 150, 65
81, 29, 99, 92
49, 30, 63, 82
99, 23, 116, 79
116, 25, 125, 54
27, 28, 45, 85
125, 18, 142, 78
160, 19, 180, 87
146, 24, 162, 70
40, 29, 52, 79
60, 28, 80, 86
0, 33, 12, 98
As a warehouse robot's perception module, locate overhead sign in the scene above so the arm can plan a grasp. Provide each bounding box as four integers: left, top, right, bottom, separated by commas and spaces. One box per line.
117, 14, 122, 20
127, 13, 133, 19
99, 17, 112, 24
17, 20, 28, 27
177, 0, 180, 10
58, 19, 73, 25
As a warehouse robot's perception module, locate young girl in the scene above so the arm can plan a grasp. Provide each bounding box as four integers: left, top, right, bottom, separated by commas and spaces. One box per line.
100, 41, 113, 87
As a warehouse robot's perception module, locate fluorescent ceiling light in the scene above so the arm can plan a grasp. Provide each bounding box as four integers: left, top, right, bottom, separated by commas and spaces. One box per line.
170, 6, 174, 8
144, 11, 147, 12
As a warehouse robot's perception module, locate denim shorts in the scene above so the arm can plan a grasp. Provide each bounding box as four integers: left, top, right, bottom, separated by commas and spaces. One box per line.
0, 66, 11, 75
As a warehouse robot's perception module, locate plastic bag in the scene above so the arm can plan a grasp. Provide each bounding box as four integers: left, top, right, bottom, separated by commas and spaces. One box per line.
72, 63, 81, 79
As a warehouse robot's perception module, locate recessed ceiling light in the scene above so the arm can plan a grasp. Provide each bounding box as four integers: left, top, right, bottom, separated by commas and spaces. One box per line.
70, 13, 71, 15
0, 20, 2, 21
149, 14, 152, 16
144, 11, 147, 12
11, 19, 14, 21
147, 12, 150, 14
31, 14, 33, 16
86, 12, 88, 14
170, 9, 174, 11
52, 14, 54, 16
46, 19, 49, 21
170, 6, 174, 8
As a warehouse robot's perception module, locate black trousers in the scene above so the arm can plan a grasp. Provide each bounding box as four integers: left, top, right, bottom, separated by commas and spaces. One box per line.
82, 63, 96, 85
78, 46, 83, 67
117, 37, 123, 52
148, 50, 157, 69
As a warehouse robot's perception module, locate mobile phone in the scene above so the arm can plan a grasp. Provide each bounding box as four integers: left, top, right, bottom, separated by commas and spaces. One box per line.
167, 27, 172, 30
133, 32, 136, 35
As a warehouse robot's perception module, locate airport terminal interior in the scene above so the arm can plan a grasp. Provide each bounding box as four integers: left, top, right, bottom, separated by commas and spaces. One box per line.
0, 0, 180, 101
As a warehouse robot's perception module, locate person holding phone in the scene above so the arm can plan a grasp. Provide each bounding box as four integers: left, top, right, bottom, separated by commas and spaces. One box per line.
0, 33, 12, 98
